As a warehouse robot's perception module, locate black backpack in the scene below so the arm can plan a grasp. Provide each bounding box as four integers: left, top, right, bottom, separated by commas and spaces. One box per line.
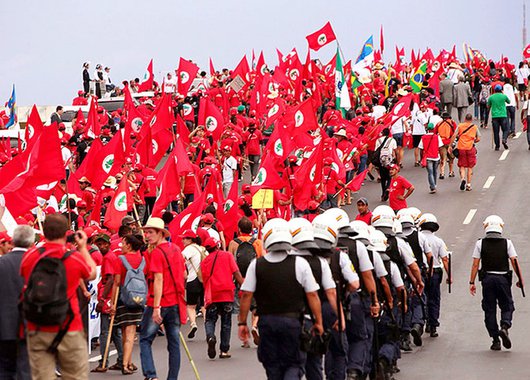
234, 237, 257, 277
23, 247, 73, 326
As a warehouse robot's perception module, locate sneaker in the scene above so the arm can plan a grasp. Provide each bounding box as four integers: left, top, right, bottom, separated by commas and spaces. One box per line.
188, 323, 198, 339
196, 311, 203, 318
219, 352, 231, 359
466, 184, 472, 191
429, 189, 436, 194
439, 174, 445, 179
502, 141, 509, 150
207, 336, 217, 359
55, 368, 62, 377
430, 326, 439, 338
449, 172, 455, 177
400, 333, 412, 351
411, 324, 423, 347
460, 180, 466, 191
499, 327, 512, 349
490, 339, 501, 351
251, 326, 260, 346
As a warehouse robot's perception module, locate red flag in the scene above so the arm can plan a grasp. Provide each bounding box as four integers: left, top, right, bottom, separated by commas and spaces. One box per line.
25, 105, 44, 149
523, 44, 530, 59
293, 143, 323, 210
104, 176, 133, 231
177, 58, 199, 95
346, 169, 369, 192
138, 59, 154, 92
218, 180, 239, 243
387, 94, 413, 125
168, 191, 206, 239
263, 123, 293, 162
232, 55, 251, 85
123, 85, 145, 150
306, 22, 336, 51
286, 98, 319, 135
380, 25, 385, 53
82, 132, 125, 189
255, 51, 267, 77
209, 57, 216, 76
152, 153, 182, 217
176, 115, 190, 145
250, 154, 286, 193
197, 98, 224, 142
87, 192, 103, 226
84, 97, 100, 139
0, 123, 64, 193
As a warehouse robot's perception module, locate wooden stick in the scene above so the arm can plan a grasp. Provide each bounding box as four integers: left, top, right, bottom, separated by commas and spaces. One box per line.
101, 286, 120, 369
179, 332, 201, 379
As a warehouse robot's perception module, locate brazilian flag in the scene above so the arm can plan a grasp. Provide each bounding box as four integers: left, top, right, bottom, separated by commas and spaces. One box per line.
410, 62, 427, 93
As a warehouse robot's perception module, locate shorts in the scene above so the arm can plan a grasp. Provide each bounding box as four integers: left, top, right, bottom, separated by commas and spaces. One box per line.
518, 83, 527, 92
393, 133, 404, 147
412, 135, 422, 148
457, 147, 477, 168
186, 278, 204, 305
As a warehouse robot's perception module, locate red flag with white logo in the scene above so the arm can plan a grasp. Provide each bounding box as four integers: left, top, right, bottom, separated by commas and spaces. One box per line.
306, 22, 336, 51
138, 59, 154, 92
104, 176, 133, 231
24, 105, 44, 149
197, 98, 224, 142
152, 152, 182, 217
82, 132, 125, 190
177, 57, 199, 95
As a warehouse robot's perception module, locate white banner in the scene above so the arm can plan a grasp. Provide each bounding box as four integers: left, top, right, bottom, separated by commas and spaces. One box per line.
87, 266, 101, 354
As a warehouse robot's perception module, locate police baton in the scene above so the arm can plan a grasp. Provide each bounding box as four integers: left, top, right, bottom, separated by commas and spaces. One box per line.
513, 258, 525, 298
448, 252, 452, 294
370, 291, 380, 377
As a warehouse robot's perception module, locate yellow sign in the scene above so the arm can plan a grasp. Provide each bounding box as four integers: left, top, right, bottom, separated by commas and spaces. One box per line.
252, 189, 274, 209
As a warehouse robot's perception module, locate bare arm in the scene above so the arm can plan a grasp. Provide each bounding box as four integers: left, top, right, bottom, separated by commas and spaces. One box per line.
306, 291, 324, 335
469, 258, 480, 296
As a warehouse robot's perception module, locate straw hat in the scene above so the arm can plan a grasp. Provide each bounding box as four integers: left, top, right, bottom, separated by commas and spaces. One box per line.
142, 217, 170, 237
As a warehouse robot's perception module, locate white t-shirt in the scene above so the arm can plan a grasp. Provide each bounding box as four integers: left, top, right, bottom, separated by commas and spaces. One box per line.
163, 76, 178, 93
503, 84, 517, 107
182, 243, 204, 282
291, 249, 336, 290
397, 237, 417, 266
515, 66, 530, 84
375, 136, 397, 158
389, 261, 404, 288
222, 156, 238, 183
240, 251, 320, 293
390, 117, 406, 134
61, 146, 72, 165
369, 249, 389, 278
372, 105, 387, 120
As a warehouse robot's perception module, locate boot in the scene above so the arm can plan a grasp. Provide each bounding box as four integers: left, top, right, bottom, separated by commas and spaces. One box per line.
410, 324, 423, 347
430, 326, 438, 338
400, 332, 412, 351
347, 369, 363, 380
376, 358, 393, 380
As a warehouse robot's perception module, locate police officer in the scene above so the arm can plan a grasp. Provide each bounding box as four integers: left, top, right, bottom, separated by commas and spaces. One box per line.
312, 214, 359, 380
369, 230, 407, 380
397, 208, 433, 347
324, 209, 380, 380
238, 218, 324, 378
418, 213, 452, 338
371, 206, 424, 352
469, 215, 524, 351
289, 217, 339, 380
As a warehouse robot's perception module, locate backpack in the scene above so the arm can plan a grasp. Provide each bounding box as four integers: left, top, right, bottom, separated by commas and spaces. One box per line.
370, 136, 389, 167
23, 247, 73, 326
119, 256, 147, 308
187, 244, 207, 283
479, 85, 490, 104
379, 138, 394, 167
235, 237, 257, 277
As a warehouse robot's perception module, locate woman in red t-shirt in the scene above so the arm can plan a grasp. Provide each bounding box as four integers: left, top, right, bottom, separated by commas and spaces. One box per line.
110, 234, 147, 375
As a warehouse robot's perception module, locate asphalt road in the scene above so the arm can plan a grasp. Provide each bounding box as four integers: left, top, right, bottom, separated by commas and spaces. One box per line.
89, 109, 530, 379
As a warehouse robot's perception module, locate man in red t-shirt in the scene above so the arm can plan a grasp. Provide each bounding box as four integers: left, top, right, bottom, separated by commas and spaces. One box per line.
21, 214, 96, 380
355, 197, 373, 225
139, 217, 186, 380
388, 164, 415, 211
200, 237, 243, 359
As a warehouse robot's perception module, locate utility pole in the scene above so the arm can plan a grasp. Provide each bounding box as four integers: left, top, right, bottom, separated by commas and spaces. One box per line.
524, 1, 527, 53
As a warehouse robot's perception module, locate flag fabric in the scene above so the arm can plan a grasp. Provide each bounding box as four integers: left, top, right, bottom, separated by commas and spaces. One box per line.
410, 62, 428, 93
352, 36, 374, 72
335, 48, 352, 113
138, 59, 154, 92
306, 22, 337, 51
346, 169, 369, 191
197, 98, 224, 142
231, 55, 251, 86
104, 177, 133, 231
524, 44, 530, 59
25, 105, 45, 149
84, 97, 100, 139
293, 143, 323, 210
152, 153, 182, 217
5, 85, 17, 129
209, 57, 216, 76
177, 58, 199, 95
168, 191, 206, 239
82, 132, 125, 189
218, 180, 239, 242
251, 154, 286, 193
379, 25, 385, 54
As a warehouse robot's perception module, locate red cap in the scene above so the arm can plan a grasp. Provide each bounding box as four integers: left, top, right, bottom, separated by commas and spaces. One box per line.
238, 196, 247, 206
0, 231, 12, 243
242, 184, 251, 192
179, 229, 197, 239
323, 157, 333, 165
134, 163, 144, 171
230, 109, 237, 116
389, 163, 400, 171
203, 237, 219, 250
77, 90, 84, 96
308, 200, 320, 211
77, 200, 87, 208
200, 213, 215, 224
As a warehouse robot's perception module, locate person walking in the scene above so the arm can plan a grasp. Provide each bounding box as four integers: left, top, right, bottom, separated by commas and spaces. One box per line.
453, 76, 473, 122
0, 226, 34, 380
469, 215, 524, 351
438, 73, 455, 116
503, 79, 518, 137
375, 128, 397, 201
201, 237, 244, 359
487, 84, 510, 150
387, 164, 414, 212
436, 112, 457, 179
450, 114, 480, 191
139, 217, 186, 380
419, 123, 443, 193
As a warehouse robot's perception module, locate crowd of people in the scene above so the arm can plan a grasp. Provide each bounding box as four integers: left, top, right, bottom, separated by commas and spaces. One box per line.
0, 38, 527, 380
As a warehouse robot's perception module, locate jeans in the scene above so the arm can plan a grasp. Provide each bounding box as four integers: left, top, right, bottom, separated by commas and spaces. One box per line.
0, 340, 31, 380
248, 154, 260, 179
491, 117, 508, 148
379, 166, 391, 197
357, 154, 368, 174
99, 313, 123, 365
479, 103, 490, 125
426, 159, 439, 190
140, 305, 181, 380
205, 302, 233, 353
506, 106, 516, 134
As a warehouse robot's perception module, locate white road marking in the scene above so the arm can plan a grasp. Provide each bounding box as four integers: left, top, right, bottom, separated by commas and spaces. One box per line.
515, 132, 522, 139
463, 209, 477, 225
89, 349, 117, 363
499, 150, 510, 161
483, 176, 495, 189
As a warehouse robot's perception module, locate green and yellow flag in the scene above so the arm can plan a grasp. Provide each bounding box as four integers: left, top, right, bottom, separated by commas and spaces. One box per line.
409, 62, 427, 93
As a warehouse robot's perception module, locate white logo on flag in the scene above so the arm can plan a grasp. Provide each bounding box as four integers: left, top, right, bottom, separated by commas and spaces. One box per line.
317, 33, 327, 46
102, 154, 114, 173
180, 71, 190, 84
295, 110, 304, 127
114, 192, 128, 212
205, 116, 217, 132
253, 168, 267, 185
268, 104, 279, 117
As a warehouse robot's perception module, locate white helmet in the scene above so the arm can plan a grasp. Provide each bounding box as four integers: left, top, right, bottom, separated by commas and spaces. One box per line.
483, 215, 504, 234
418, 213, 439, 231
407, 207, 422, 222
396, 209, 415, 227
312, 214, 339, 250
262, 218, 292, 252
371, 205, 395, 228
349, 220, 371, 242
368, 229, 388, 252
288, 218, 319, 250
324, 208, 357, 236
392, 219, 403, 235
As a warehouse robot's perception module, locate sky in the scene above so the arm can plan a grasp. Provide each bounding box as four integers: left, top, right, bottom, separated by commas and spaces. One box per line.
0, 0, 525, 106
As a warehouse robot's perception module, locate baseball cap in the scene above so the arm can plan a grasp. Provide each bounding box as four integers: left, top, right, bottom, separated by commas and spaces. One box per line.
357, 197, 369, 205
203, 237, 219, 250
200, 213, 215, 224
95, 234, 111, 243
179, 229, 197, 239
121, 215, 136, 225
242, 184, 251, 192
0, 231, 12, 244
389, 164, 400, 171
